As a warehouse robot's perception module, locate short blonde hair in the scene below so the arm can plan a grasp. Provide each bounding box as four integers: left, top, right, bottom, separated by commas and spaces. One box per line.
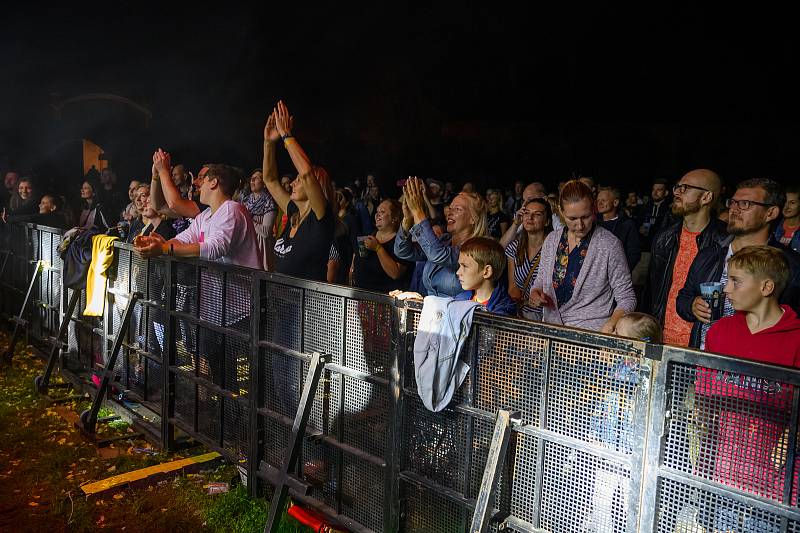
616, 312, 662, 343
728, 245, 790, 296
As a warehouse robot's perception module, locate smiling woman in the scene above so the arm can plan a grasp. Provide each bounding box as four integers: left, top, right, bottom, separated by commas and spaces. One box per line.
393, 177, 488, 297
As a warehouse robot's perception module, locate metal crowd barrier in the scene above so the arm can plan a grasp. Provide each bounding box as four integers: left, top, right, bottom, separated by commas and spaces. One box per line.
2, 222, 800, 533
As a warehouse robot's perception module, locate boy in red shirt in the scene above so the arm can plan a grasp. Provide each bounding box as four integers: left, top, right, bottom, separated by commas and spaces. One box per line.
698, 246, 800, 532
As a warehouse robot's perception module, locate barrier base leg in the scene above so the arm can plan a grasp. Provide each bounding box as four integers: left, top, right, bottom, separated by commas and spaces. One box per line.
35, 290, 81, 395
1, 260, 43, 365
76, 291, 140, 437
263, 352, 330, 533
469, 409, 521, 533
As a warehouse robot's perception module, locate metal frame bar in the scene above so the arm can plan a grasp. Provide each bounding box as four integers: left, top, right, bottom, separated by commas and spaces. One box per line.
2, 259, 43, 363
470, 409, 520, 533
78, 291, 141, 436
263, 351, 330, 533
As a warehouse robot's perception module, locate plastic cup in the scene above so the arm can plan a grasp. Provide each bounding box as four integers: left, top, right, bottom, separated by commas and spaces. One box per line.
700, 282, 724, 321
357, 236, 369, 257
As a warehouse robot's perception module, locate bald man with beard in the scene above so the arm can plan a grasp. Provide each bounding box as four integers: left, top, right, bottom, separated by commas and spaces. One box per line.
646, 169, 727, 346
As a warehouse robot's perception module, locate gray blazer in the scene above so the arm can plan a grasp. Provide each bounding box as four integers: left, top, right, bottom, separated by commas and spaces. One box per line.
532, 225, 636, 331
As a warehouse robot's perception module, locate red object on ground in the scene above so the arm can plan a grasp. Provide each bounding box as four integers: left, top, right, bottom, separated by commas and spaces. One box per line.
287, 503, 337, 532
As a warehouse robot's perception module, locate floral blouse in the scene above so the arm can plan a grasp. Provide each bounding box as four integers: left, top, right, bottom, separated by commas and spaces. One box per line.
552, 227, 594, 307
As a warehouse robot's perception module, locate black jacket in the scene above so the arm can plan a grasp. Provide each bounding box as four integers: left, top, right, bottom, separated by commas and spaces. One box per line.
676, 235, 800, 348
647, 217, 728, 324
598, 214, 641, 271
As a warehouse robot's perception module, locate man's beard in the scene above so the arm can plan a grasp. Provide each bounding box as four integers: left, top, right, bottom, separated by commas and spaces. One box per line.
727, 216, 759, 236
671, 198, 701, 217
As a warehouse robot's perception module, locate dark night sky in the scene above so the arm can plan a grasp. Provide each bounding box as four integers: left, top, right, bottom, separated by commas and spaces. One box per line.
2, 5, 798, 194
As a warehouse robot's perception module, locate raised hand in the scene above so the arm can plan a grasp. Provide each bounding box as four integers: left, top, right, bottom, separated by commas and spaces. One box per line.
403, 177, 427, 219
264, 111, 281, 143
153, 149, 171, 174
275, 100, 294, 138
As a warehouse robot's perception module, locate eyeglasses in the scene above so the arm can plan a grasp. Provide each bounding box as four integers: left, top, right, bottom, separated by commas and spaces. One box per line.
726, 198, 774, 211
672, 183, 709, 195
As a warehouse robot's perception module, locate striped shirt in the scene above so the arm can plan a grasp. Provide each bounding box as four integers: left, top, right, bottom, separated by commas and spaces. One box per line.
505, 238, 542, 320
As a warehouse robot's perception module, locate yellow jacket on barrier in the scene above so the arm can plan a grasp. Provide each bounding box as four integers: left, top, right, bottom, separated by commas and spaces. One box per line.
84, 234, 118, 316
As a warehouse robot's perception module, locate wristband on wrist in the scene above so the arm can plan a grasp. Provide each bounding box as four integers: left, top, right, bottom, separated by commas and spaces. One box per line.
283, 136, 296, 147
152, 174, 160, 182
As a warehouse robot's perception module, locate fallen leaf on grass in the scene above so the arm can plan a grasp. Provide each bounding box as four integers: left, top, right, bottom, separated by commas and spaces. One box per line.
113, 493, 124, 500
106, 466, 116, 473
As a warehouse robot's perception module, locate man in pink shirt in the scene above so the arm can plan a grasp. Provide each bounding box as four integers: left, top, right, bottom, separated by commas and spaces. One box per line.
137, 161, 262, 271
137, 162, 261, 392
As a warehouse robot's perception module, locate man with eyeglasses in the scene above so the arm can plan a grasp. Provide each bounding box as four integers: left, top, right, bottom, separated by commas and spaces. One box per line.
676, 178, 800, 349
645, 169, 726, 347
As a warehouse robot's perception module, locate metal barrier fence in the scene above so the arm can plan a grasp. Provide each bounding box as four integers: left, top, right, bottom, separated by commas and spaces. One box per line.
2, 222, 800, 532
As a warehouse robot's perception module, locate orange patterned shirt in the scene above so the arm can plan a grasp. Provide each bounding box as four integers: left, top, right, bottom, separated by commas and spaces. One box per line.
663, 227, 700, 346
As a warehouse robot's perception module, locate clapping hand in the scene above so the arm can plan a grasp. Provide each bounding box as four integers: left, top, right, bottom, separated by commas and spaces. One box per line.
134, 232, 167, 258
153, 149, 171, 174
274, 100, 294, 138
264, 111, 281, 143
403, 177, 427, 220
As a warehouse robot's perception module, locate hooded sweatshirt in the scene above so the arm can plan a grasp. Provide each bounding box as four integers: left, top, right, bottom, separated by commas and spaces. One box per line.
697, 305, 800, 501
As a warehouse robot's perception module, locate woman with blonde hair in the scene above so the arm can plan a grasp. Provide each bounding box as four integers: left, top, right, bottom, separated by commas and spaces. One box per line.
394, 176, 487, 297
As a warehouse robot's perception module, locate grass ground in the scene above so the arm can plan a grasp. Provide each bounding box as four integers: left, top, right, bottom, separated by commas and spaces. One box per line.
0, 331, 313, 532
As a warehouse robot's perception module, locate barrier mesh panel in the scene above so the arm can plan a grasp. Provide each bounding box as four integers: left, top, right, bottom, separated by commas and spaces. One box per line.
174, 373, 195, 431
341, 456, 383, 532
262, 283, 302, 351
403, 482, 466, 532
656, 477, 798, 533
345, 299, 392, 377
197, 383, 221, 444
548, 340, 640, 450
262, 346, 303, 418
540, 441, 633, 533
262, 414, 290, 468
510, 432, 540, 526
663, 361, 795, 502
474, 324, 546, 426
404, 395, 468, 494
302, 437, 339, 510
303, 290, 343, 365
223, 397, 249, 464
341, 375, 387, 459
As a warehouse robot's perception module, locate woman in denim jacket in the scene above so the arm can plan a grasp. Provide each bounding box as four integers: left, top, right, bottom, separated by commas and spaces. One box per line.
394, 177, 487, 297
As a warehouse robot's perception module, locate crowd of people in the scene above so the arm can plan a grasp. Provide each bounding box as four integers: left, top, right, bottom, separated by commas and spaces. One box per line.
4, 102, 800, 530
2, 101, 799, 354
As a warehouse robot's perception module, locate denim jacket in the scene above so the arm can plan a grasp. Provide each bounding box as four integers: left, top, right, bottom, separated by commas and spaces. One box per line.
394, 219, 463, 297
